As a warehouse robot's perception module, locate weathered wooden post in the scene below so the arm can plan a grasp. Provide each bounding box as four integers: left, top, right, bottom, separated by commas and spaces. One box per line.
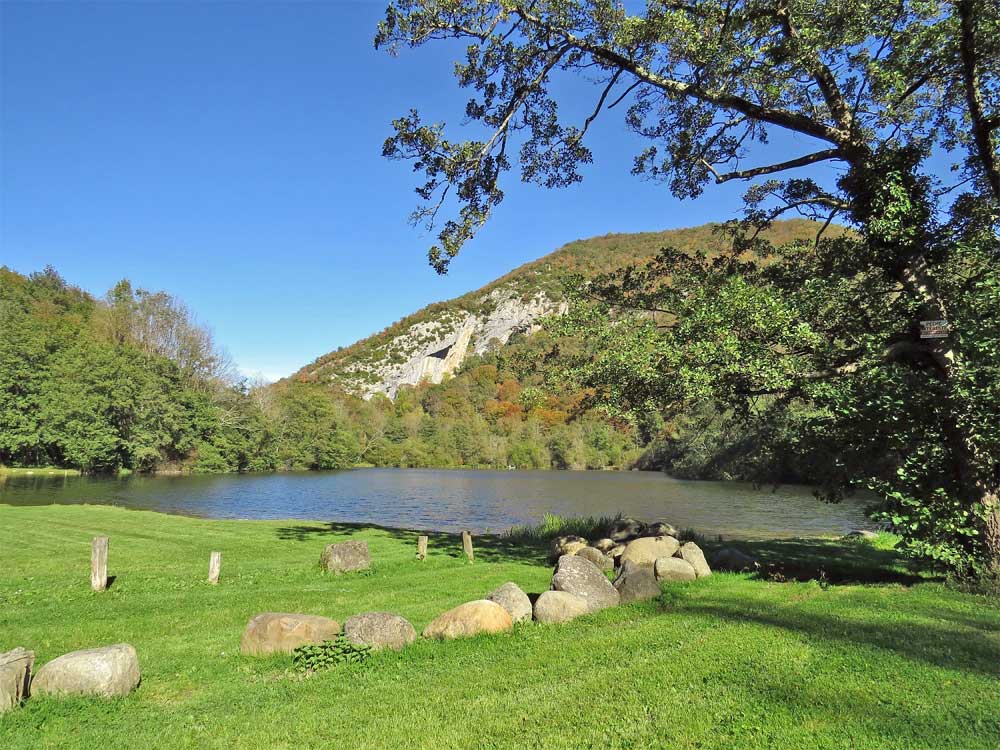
462, 530, 474, 563
91, 536, 109, 592
208, 551, 222, 584
416, 536, 428, 561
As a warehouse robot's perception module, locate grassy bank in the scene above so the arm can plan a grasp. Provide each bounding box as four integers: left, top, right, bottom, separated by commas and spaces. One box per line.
0, 466, 80, 477
0, 505, 997, 749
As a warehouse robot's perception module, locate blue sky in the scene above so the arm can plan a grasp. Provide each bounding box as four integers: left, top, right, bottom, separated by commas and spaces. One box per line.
2, 1, 850, 380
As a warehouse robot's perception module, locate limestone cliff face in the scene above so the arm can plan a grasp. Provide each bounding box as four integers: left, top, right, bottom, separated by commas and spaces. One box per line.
305, 288, 566, 399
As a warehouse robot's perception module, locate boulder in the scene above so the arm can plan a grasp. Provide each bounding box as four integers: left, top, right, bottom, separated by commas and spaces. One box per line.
608, 544, 627, 561
607, 517, 647, 542
654, 556, 698, 583
551, 535, 588, 558
592, 538, 616, 553
711, 547, 757, 573
620, 536, 680, 569
343, 612, 416, 651
320, 540, 371, 573
32, 644, 139, 698
575, 546, 613, 571
679, 542, 712, 578
612, 560, 662, 604
550, 555, 620, 613
533, 591, 589, 624
646, 521, 678, 537
240, 613, 341, 656
0, 647, 34, 713
487, 582, 533, 624
423, 600, 513, 640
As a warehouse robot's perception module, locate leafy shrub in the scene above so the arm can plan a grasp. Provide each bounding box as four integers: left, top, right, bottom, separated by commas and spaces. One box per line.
291, 636, 371, 672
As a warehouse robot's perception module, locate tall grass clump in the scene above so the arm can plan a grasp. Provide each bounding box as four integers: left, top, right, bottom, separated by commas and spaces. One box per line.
502, 512, 623, 545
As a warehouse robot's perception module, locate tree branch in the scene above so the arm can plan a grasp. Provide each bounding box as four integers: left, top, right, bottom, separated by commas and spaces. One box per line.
702, 148, 843, 184
957, 0, 1000, 203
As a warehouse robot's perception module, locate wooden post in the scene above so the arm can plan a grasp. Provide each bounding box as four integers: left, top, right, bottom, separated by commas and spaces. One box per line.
416, 536, 428, 561
462, 530, 474, 563
91, 536, 108, 592
208, 551, 222, 584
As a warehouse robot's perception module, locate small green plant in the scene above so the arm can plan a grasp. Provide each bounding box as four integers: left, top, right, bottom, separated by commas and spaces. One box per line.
292, 636, 371, 673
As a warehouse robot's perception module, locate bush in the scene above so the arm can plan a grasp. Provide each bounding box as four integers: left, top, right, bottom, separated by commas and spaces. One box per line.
291, 636, 371, 672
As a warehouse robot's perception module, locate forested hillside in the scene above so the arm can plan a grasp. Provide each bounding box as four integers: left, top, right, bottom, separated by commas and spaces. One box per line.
1, 220, 838, 477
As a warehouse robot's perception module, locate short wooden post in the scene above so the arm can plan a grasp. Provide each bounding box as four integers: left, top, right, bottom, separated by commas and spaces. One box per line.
416, 536, 428, 561
461, 530, 474, 563
208, 551, 222, 584
91, 536, 109, 592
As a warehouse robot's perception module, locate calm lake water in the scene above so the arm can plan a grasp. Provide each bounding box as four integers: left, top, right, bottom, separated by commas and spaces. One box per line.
0, 468, 873, 539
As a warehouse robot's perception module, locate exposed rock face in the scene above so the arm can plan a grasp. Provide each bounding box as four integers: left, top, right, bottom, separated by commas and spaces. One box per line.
654, 557, 697, 583
320, 540, 371, 573
0, 647, 34, 713
533, 591, 589, 624
32, 644, 140, 698
487, 582, 533, 624
422, 600, 513, 640
679, 542, 712, 578
240, 613, 341, 656
343, 612, 416, 651
575, 546, 613, 571
550, 555, 620, 613
620, 536, 681, 569
613, 560, 662, 604
711, 547, 757, 572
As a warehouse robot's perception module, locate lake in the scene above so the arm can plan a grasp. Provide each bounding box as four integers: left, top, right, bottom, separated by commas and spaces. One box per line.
0, 468, 874, 539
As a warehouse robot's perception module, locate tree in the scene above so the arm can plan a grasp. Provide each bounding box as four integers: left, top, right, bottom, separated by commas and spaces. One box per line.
376, 0, 1000, 571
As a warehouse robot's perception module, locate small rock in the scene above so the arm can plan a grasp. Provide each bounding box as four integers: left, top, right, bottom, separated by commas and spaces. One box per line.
613, 560, 662, 604
844, 529, 879, 540
423, 600, 513, 640
575, 546, 614, 571
592, 538, 616, 553
711, 547, 757, 572
343, 612, 416, 650
607, 517, 647, 542
679, 542, 712, 578
32, 644, 139, 698
620, 536, 680, 569
533, 591, 589, 624
0, 647, 34, 713
654, 556, 697, 582
320, 540, 371, 573
646, 521, 678, 537
240, 613, 341, 656
487, 582, 532, 624
551, 535, 588, 558
551, 555, 620, 613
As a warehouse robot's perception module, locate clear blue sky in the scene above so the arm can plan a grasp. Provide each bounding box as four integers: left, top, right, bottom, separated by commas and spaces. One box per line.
1, 1, 851, 380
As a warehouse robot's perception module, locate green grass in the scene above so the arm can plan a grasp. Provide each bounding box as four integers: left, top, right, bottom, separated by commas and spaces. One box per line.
0, 465, 80, 477
1, 504, 998, 749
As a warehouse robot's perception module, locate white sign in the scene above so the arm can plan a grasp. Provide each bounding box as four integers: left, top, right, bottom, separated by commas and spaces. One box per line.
920, 320, 950, 339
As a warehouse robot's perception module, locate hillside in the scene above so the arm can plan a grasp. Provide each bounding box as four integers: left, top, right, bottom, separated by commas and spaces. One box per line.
291, 220, 840, 398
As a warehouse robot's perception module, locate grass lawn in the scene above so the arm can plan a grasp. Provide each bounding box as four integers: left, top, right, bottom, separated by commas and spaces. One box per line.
1, 504, 998, 749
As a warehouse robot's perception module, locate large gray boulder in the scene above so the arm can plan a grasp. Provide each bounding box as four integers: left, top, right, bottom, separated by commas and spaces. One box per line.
551, 535, 588, 558
320, 540, 371, 573
32, 644, 140, 698
422, 600, 513, 640
550, 554, 620, 613
575, 546, 614, 572
533, 591, 589, 624
608, 517, 646, 542
679, 542, 712, 578
646, 521, 678, 537
343, 612, 416, 651
0, 647, 34, 713
592, 538, 616, 553
620, 536, 680, 569
240, 613, 341, 656
654, 556, 698, 582
487, 582, 533, 624
613, 560, 662, 604
711, 547, 757, 572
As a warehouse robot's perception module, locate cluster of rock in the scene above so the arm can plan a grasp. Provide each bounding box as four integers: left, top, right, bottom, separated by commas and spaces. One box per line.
1, 643, 140, 713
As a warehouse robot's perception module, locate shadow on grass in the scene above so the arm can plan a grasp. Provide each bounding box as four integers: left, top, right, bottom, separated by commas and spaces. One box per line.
705, 537, 938, 585
677, 589, 1000, 679
273, 521, 550, 566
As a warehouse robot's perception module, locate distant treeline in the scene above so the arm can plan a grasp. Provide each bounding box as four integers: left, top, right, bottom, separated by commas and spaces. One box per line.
0, 266, 832, 480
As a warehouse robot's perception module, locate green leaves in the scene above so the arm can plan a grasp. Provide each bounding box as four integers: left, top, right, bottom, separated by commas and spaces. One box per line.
291, 636, 372, 673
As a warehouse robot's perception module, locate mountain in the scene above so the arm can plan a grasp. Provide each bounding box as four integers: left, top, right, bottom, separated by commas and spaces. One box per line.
289, 219, 838, 398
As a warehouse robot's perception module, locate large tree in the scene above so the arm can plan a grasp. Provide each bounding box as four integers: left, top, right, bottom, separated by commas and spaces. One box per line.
376, 0, 1000, 571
